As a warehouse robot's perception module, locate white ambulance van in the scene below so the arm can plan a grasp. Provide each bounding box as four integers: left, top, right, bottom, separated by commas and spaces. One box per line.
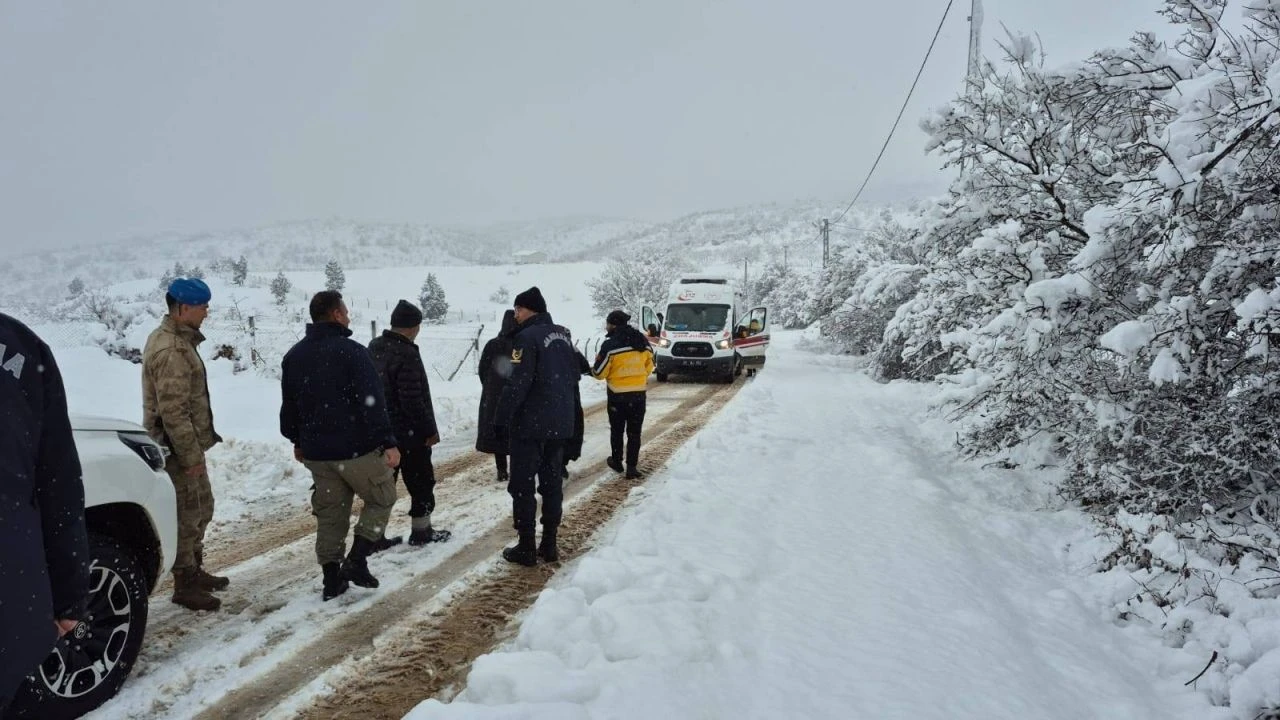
642, 275, 769, 383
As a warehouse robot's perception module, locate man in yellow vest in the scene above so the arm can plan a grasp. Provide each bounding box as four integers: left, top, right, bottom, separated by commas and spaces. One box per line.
592, 310, 655, 479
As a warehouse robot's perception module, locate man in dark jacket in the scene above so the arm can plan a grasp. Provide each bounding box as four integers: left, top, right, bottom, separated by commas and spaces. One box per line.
280, 291, 401, 601
494, 287, 578, 566
369, 300, 451, 547
0, 314, 89, 712
476, 309, 517, 482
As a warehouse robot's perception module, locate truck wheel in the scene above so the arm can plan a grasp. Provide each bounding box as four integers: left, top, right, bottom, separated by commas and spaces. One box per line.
7, 533, 150, 719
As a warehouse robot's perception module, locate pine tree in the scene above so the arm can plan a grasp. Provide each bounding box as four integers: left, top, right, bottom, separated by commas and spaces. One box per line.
232, 255, 249, 286
270, 272, 292, 306
324, 259, 345, 292
420, 273, 449, 323
68, 276, 86, 297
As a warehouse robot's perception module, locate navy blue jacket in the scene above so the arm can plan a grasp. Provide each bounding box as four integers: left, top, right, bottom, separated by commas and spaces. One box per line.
494, 313, 578, 441
0, 314, 89, 701
280, 323, 398, 461
368, 330, 438, 447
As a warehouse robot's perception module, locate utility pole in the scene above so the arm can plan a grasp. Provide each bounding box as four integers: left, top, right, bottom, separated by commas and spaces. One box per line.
967, 0, 983, 95
961, 0, 984, 174
821, 218, 830, 268
783, 247, 788, 273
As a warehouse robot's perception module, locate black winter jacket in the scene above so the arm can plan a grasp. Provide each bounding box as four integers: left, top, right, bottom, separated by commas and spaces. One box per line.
0, 313, 89, 701
476, 311, 518, 454
280, 323, 397, 461
494, 313, 578, 441
369, 330, 438, 447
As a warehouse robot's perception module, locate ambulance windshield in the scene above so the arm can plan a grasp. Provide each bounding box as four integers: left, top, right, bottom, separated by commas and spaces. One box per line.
663, 304, 730, 333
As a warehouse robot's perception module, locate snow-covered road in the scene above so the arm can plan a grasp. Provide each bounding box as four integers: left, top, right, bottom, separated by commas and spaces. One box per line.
411, 334, 1219, 720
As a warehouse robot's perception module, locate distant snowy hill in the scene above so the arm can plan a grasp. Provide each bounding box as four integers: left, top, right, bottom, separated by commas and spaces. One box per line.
0, 198, 925, 309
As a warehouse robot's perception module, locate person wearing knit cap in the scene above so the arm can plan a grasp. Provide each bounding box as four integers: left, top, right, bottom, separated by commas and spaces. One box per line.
369, 300, 450, 547
494, 287, 579, 565
142, 277, 225, 611
592, 309, 655, 479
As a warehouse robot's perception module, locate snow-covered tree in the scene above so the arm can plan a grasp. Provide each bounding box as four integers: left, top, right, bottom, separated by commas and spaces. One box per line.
748, 262, 813, 329
270, 272, 292, 306
588, 249, 693, 317
420, 273, 449, 324
324, 259, 345, 292
67, 276, 86, 298
231, 255, 249, 286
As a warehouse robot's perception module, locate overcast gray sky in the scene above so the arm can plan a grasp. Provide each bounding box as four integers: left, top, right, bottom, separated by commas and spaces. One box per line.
0, 0, 1168, 253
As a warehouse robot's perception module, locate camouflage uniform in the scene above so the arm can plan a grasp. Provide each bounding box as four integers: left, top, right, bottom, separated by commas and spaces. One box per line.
142, 316, 222, 575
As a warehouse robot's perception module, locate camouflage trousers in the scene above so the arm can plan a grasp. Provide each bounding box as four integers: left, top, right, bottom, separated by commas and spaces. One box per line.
165, 458, 215, 572
304, 450, 397, 565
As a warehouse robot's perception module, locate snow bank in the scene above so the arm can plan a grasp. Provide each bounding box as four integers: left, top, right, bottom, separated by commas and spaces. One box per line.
408, 334, 1216, 720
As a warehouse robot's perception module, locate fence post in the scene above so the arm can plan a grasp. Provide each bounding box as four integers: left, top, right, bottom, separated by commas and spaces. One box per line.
446, 323, 486, 381
370, 320, 377, 340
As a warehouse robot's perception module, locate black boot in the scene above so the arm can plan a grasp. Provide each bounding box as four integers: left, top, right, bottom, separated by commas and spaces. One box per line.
496, 469, 509, 483
370, 534, 403, 553
502, 532, 538, 567
321, 562, 349, 601
625, 467, 643, 480
408, 515, 451, 545
341, 535, 380, 588
606, 457, 624, 473
537, 527, 559, 563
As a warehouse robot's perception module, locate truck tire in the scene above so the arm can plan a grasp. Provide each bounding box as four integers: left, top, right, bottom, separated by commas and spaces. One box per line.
7, 533, 150, 719
655, 372, 669, 382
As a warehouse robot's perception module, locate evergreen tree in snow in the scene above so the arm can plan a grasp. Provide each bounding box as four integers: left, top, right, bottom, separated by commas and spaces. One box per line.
419, 273, 449, 324
270, 272, 292, 306
324, 259, 345, 292
67, 276, 86, 298
231, 255, 249, 286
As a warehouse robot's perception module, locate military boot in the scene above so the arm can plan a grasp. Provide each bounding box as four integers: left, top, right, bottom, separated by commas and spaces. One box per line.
408, 515, 452, 546
194, 552, 230, 591
370, 534, 404, 554
321, 562, 349, 601
171, 568, 221, 611
502, 532, 538, 567
537, 526, 559, 563
341, 535, 380, 589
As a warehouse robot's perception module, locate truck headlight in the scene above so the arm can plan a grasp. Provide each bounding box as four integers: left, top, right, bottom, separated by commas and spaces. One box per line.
118, 431, 169, 471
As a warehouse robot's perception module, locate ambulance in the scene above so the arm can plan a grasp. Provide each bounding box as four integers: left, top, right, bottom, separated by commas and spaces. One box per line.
641, 275, 770, 383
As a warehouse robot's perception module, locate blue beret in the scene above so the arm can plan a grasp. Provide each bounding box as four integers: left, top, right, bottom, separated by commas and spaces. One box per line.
168, 278, 211, 306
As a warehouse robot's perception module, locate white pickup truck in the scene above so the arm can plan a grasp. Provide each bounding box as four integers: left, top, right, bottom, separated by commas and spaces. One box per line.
7, 415, 177, 720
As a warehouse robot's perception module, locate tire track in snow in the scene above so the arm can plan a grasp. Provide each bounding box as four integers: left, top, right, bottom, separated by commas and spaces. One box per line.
153, 387, 666, 596
194, 381, 740, 720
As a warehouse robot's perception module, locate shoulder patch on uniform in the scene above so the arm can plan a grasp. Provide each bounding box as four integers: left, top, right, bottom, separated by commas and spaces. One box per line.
511, 348, 523, 364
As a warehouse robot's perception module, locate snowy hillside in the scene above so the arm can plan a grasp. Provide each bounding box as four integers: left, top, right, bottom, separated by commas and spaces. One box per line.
0, 199, 919, 312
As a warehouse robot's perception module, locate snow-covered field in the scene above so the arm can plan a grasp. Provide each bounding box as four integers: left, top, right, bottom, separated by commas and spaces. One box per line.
409, 332, 1223, 720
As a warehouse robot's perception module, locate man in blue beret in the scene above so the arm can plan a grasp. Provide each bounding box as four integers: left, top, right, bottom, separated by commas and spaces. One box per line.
142, 277, 225, 611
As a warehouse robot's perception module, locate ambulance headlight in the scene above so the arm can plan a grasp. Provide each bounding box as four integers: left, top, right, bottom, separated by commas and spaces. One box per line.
715, 339, 732, 350
657, 338, 671, 348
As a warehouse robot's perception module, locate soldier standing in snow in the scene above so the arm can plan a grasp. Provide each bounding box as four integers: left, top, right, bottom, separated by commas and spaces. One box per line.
280, 291, 400, 601
494, 287, 579, 566
476, 309, 518, 483
593, 310, 655, 479
369, 300, 451, 546
142, 278, 226, 611
0, 314, 89, 713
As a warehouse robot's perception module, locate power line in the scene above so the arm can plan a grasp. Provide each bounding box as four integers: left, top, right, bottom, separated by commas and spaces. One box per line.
830, 0, 957, 226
